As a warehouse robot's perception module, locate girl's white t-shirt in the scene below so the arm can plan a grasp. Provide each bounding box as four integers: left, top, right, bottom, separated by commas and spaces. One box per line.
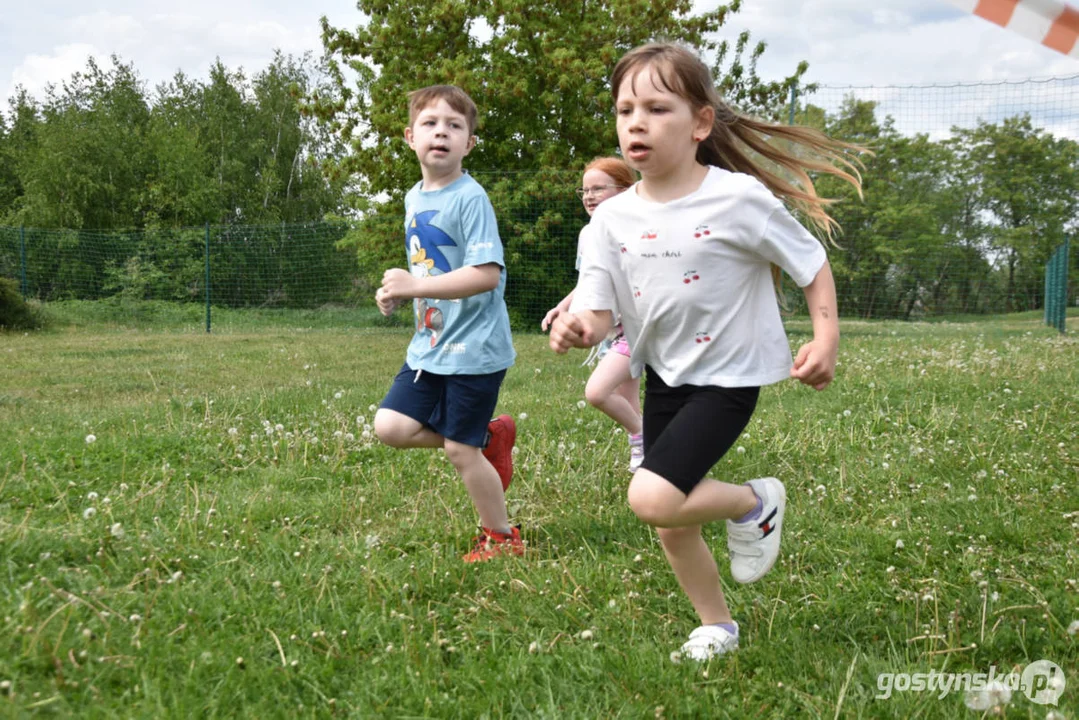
570, 166, 826, 388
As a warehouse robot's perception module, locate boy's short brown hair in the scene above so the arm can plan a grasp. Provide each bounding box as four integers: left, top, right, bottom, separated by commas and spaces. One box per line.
407, 85, 478, 135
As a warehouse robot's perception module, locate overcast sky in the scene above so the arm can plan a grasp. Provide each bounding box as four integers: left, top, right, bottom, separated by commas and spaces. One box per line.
3, 0, 1077, 135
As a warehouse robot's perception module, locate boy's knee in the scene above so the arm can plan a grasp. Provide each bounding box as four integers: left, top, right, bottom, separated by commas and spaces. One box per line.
442, 440, 480, 470
373, 410, 405, 447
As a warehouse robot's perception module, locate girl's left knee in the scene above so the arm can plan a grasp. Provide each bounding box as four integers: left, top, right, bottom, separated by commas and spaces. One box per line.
627, 472, 681, 526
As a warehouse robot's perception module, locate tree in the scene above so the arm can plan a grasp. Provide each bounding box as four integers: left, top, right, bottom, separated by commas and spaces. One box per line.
312, 0, 807, 324
953, 116, 1079, 311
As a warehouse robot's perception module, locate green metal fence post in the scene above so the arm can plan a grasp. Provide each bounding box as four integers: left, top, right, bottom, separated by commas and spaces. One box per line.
18, 226, 27, 299
1057, 237, 1070, 333
205, 223, 212, 334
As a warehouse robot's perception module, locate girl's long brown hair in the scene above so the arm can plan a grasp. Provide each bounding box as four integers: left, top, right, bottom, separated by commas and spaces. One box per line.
611, 44, 866, 290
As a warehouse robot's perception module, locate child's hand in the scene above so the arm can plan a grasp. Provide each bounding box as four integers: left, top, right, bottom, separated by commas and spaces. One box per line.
540, 306, 561, 332
791, 338, 838, 390
381, 268, 417, 300
549, 312, 591, 354
374, 287, 399, 317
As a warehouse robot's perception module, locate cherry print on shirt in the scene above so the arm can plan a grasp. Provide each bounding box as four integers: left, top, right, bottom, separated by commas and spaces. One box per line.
694, 331, 712, 344
633, 285, 641, 298
683, 270, 701, 284
694, 224, 712, 239
640, 229, 658, 240
618, 242, 627, 254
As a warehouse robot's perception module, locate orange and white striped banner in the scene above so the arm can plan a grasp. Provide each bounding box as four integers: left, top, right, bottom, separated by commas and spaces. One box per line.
945, 0, 1079, 56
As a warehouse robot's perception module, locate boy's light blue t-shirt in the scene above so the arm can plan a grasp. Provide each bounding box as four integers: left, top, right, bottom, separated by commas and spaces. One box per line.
403, 173, 515, 375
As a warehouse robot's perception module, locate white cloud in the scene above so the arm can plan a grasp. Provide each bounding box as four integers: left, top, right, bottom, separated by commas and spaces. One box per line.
6, 43, 109, 101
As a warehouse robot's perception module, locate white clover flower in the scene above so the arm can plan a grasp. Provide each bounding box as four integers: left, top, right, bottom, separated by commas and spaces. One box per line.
365, 533, 381, 549
85, 434, 96, 444
578, 629, 593, 640
82, 507, 97, 520
110, 523, 124, 539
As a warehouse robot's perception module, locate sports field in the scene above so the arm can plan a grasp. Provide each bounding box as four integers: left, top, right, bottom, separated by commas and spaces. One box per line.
1, 311, 1076, 717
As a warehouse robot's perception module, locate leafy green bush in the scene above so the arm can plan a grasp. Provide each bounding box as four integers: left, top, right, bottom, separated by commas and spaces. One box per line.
0, 276, 43, 330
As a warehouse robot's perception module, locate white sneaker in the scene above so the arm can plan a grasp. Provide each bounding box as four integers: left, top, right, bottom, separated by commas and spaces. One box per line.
680, 623, 739, 661
628, 433, 645, 473
726, 477, 786, 584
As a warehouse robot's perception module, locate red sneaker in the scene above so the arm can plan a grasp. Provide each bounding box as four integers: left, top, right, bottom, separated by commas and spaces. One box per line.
462, 526, 524, 563
482, 414, 516, 491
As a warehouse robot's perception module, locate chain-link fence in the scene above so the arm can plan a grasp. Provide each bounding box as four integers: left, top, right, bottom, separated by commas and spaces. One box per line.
1, 76, 1075, 330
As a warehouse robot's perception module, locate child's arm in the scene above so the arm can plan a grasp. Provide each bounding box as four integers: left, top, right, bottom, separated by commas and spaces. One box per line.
541, 290, 574, 332
379, 263, 500, 302
790, 261, 839, 391
549, 310, 613, 354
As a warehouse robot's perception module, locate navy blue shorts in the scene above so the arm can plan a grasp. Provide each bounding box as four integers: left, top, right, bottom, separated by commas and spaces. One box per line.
379, 363, 507, 447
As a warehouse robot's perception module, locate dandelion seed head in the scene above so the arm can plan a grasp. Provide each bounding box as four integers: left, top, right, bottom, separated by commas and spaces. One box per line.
110, 523, 124, 539
895, 539, 904, 549
82, 507, 96, 520
85, 434, 96, 444
579, 629, 593, 640
669, 651, 682, 664
576, 400, 586, 410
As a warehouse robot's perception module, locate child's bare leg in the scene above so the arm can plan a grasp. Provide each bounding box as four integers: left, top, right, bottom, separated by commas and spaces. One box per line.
615, 375, 642, 419
627, 469, 756, 528
373, 409, 445, 449
584, 352, 643, 434
444, 440, 510, 531
656, 526, 733, 624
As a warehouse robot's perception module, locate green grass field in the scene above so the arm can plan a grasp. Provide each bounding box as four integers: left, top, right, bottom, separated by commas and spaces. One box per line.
1, 312, 1076, 718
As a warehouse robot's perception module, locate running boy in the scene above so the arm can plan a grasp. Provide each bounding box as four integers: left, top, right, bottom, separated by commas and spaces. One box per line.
374, 85, 521, 563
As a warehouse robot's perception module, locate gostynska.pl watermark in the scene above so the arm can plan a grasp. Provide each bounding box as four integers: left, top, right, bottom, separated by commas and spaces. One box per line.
876, 660, 1065, 705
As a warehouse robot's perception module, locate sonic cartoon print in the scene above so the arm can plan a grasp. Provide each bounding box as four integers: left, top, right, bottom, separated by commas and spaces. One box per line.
407, 210, 457, 348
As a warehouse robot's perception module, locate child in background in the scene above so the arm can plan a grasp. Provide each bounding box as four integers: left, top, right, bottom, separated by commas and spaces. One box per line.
374, 84, 520, 563
542, 157, 645, 472
550, 43, 864, 658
